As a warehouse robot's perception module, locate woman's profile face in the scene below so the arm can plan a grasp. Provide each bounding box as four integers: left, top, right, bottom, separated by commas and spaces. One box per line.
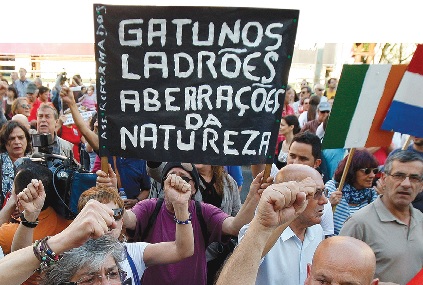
279, 119, 291, 135
353, 168, 376, 190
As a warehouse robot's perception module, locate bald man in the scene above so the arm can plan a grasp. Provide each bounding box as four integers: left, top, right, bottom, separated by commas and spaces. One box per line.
217, 166, 316, 285
305, 236, 378, 285
239, 164, 328, 285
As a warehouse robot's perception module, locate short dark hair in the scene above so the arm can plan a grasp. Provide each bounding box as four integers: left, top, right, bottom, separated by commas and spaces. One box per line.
327, 78, 337, 85
0, 120, 32, 154
38, 86, 50, 95
291, 131, 321, 160
7, 86, 18, 100
301, 86, 312, 94
334, 149, 378, 185
14, 160, 54, 209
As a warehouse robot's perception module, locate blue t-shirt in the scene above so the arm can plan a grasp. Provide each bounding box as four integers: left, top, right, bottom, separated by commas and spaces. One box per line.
109, 157, 151, 199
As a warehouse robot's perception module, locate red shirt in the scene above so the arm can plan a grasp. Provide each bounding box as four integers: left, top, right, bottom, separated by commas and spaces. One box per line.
59, 124, 82, 162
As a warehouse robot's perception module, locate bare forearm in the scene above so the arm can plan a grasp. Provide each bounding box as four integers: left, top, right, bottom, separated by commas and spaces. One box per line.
0, 246, 41, 285
11, 226, 34, 252
69, 104, 99, 150
124, 209, 137, 230
174, 205, 194, 259
137, 190, 150, 201
216, 220, 273, 285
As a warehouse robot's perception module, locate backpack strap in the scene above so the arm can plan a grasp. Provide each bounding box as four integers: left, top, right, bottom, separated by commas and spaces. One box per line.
195, 200, 209, 246
141, 198, 164, 241
141, 198, 209, 245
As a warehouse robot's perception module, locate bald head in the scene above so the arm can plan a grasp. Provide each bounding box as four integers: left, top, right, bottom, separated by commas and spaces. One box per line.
275, 164, 321, 184
306, 236, 377, 285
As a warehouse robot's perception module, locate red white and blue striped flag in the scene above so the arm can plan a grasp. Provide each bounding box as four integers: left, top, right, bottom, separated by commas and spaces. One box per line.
382, 44, 423, 137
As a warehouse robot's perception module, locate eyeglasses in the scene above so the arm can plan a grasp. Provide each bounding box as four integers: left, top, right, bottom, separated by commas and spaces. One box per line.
180, 176, 193, 183
62, 268, 127, 285
387, 173, 423, 183
20, 104, 30, 109
313, 188, 328, 200
319, 110, 330, 113
360, 168, 379, 175
112, 208, 124, 221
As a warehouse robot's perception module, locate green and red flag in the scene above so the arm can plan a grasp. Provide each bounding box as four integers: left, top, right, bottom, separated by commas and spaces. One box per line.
322, 64, 407, 149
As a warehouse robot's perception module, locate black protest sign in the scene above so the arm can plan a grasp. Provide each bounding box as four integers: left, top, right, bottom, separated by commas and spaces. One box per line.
94, 5, 298, 165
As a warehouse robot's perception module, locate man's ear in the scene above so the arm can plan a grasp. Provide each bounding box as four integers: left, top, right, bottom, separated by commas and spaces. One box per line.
314, 159, 322, 168
304, 263, 312, 285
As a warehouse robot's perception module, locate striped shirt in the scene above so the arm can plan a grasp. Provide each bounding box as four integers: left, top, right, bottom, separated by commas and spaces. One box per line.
326, 179, 378, 234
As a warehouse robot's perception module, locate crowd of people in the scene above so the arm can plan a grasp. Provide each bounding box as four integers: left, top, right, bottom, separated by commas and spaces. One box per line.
0, 71, 422, 285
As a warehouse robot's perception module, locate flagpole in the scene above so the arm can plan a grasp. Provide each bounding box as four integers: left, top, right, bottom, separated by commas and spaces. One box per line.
263, 164, 272, 182
101, 156, 109, 173
401, 135, 413, 150
332, 148, 356, 213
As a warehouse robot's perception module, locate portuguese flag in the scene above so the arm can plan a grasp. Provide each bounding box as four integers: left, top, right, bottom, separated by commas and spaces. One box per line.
322, 64, 407, 149
382, 44, 423, 138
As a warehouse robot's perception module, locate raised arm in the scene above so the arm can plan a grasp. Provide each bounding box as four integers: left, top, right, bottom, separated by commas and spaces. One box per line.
216, 181, 308, 285
11, 179, 46, 252
60, 86, 99, 150
261, 177, 317, 256
221, 171, 273, 236
0, 200, 116, 285
143, 174, 194, 266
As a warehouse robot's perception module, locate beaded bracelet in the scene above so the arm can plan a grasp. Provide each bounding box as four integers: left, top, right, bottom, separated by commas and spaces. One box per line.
33, 236, 63, 271
174, 213, 192, 224
20, 213, 39, 228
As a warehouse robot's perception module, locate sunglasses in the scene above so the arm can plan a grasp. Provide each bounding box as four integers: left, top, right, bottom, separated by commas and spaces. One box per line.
319, 110, 330, 113
20, 104, 30, 109
360, 168, 379, 175
180, 176, 193, 183
112, 208, 124, 221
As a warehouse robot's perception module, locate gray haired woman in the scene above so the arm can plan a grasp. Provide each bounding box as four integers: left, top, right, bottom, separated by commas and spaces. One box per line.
42, 235, 126, 285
